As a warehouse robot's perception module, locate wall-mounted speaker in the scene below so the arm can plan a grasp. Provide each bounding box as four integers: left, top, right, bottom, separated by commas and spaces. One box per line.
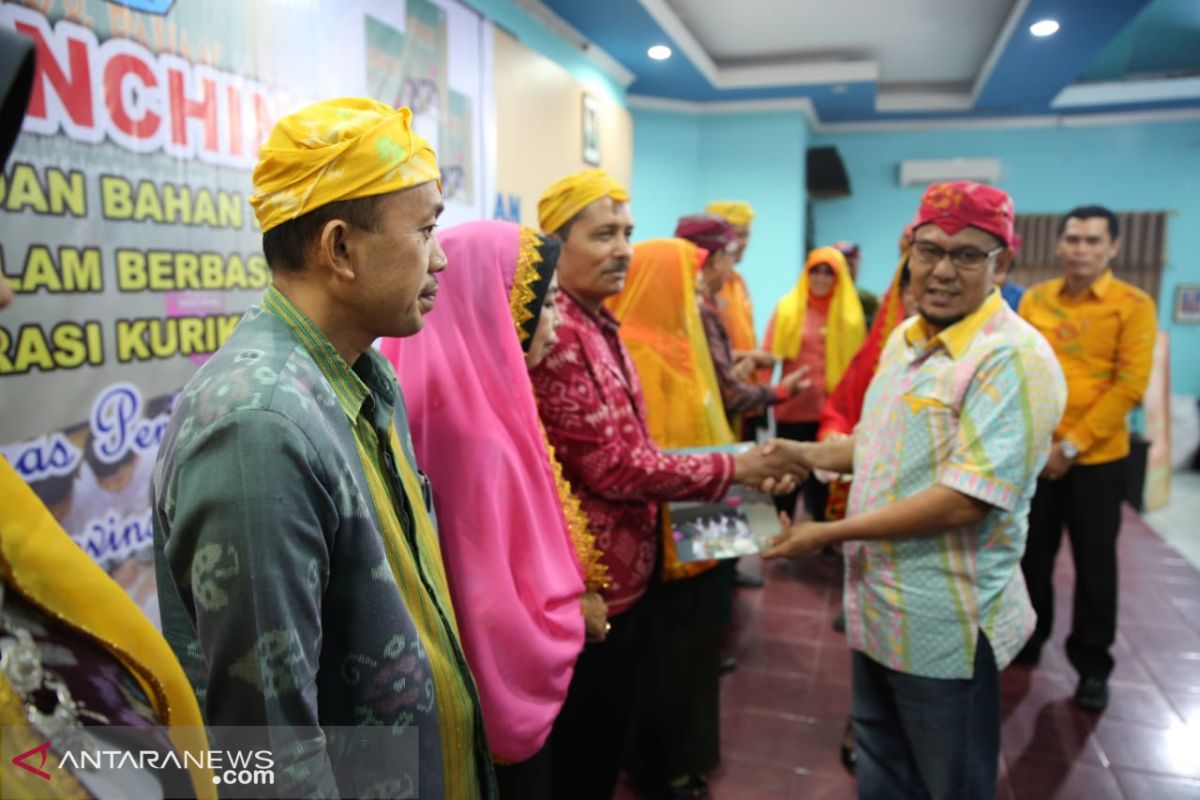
807, 146, 851, 198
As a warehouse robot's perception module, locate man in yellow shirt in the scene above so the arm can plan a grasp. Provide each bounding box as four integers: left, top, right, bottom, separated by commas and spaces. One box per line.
1016, 205, 1157, 712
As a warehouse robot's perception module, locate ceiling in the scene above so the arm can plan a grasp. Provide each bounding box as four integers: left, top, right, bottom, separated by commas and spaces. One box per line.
1081, 0, 1200, 81
536, 0, 1200, 125
666, 0, 1013, 86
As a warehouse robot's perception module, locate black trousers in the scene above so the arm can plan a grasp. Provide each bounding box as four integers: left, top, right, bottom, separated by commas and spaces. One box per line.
546, 594, 647, 800
1021, 458, 1126, 681
495, 741, 551, 800
773, 421, 828, 521
624, 566, 723, 786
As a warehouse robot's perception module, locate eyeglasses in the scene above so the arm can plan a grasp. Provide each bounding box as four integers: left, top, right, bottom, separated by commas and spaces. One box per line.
910, 241, 1004, 270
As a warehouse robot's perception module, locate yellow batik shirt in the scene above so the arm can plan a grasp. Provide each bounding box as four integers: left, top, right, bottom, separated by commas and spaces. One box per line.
1019, 270, 1157, 465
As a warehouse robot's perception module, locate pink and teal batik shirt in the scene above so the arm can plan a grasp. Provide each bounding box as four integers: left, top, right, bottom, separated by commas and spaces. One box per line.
844, 291, 1066, 679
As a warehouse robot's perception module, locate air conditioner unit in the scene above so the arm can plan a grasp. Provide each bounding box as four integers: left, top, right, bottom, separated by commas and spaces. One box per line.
897, 157, 1003, 187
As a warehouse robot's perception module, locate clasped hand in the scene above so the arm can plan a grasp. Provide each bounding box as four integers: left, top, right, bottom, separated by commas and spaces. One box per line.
731, 438, 815, 495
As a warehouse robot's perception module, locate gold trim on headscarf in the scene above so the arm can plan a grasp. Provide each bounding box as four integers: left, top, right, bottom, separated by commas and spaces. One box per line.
249, 98, 440, 234
706, 200, 755, 227
509, 228, 609, 589
511, 227, 544, 346
541, 429, 611, 591
537, 169, 630, 234
769, 246, 866, 390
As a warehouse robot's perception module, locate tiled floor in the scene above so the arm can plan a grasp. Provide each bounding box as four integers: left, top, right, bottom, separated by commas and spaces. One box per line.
615, 503, 1200, 799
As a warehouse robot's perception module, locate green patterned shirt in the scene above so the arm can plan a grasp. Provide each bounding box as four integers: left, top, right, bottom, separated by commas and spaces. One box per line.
153, 285, 492, 798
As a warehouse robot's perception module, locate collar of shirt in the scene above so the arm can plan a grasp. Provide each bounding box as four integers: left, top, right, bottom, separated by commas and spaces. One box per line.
562, 289, 622, 337
1056, 268, 1114, 302
261, 284, 397, 427
904, 289, 1004, 361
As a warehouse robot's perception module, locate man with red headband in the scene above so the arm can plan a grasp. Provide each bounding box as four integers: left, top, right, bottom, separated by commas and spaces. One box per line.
763, 182, 1066, 799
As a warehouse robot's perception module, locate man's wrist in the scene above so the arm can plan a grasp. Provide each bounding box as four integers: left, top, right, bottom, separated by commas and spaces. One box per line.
730, 452, 751, 484
816, 518, 848, 548
797, 440, 828, 472
781, 441, 811, 473
1059, 438, 1080, 461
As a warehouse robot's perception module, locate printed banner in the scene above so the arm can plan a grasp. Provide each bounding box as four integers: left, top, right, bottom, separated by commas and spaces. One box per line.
0, 0, 492, 626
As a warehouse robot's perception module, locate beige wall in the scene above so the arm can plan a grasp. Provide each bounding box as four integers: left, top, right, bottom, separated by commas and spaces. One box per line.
493, 29, 632, 228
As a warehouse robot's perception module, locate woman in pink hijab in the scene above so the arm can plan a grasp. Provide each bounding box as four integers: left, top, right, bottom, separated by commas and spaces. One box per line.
379, 219, 609, 797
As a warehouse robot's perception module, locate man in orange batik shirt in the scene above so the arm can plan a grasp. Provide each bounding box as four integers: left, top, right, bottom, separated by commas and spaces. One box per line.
1016, 205, 1157, 714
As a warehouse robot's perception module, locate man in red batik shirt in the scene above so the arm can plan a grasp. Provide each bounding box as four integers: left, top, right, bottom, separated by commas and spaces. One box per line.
531, 170, 791, 800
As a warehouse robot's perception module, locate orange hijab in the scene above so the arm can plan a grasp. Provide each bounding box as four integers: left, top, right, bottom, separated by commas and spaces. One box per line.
607, 239, 735, 449
716, 270, 757, 351
608, 238, 735, 581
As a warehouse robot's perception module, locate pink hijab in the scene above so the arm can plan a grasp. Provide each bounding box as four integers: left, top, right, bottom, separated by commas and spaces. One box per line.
379, 219, 586, 762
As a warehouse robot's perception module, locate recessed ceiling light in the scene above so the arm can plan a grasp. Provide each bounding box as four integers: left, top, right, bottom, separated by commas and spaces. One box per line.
1030, 19, 1060, 37
648, 45, 672, 61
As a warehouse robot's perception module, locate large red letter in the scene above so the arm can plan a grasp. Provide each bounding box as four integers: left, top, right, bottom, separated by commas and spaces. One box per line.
15, 17, 94, 130
167, 66, 218, 153
104, 53, 161, 140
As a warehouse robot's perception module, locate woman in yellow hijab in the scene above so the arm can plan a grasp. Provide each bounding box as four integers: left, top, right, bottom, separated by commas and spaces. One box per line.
1, 447, 214, 798
764, 246, 866, 519
606, 237, 732, 798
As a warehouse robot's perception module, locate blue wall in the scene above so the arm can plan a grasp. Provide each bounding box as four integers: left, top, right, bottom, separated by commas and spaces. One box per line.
632, 109, 810, 340
629, 110, 701, 234
810, 120, 1200, 395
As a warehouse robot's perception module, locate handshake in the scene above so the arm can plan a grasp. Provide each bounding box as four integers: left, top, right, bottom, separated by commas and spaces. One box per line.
730, 436, 858, 560
730, 439, 813, 495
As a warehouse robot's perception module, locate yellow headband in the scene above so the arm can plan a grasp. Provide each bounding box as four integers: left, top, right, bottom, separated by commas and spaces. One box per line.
250, 97, 441, 234
538, 169, 630, 234
705, 200, 755, 227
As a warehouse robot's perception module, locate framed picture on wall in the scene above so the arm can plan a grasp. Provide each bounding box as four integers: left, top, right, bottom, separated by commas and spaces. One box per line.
581, 93, 600, 166
1175, 284, 1200, 323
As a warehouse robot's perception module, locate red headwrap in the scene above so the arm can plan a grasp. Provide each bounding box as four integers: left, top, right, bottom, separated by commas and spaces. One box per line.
913, 181, 1015, 246
675, 214, 736, 258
